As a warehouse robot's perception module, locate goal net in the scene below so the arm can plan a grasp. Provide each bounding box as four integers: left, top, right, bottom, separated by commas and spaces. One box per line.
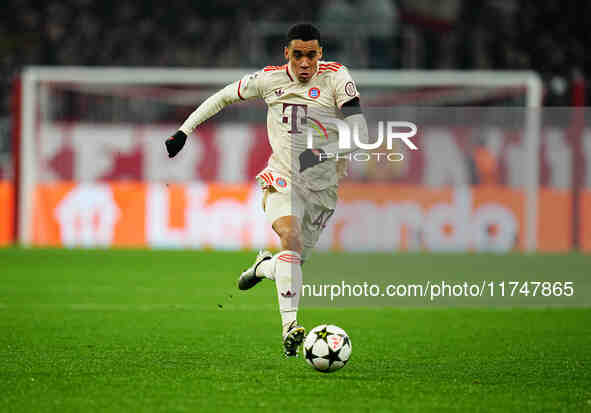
15, 67, 544, 251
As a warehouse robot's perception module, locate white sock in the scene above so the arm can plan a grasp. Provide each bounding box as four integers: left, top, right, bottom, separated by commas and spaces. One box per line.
273, 250, 303, 332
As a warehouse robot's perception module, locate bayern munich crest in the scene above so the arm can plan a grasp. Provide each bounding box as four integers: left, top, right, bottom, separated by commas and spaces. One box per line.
275, 177, 287, 188
308, 87, 320, 99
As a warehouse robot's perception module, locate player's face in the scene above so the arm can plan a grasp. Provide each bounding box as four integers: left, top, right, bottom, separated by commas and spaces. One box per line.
285, 40, 322, 83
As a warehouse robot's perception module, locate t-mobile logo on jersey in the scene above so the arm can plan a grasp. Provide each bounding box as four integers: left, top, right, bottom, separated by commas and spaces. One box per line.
282, 103, 308, 134
306, 118, 419, 162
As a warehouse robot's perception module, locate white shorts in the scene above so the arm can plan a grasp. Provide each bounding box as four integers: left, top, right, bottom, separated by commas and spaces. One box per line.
257, 169, 337, 252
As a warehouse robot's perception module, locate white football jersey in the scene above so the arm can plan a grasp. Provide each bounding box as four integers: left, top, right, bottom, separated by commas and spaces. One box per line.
237, 61, 360, 191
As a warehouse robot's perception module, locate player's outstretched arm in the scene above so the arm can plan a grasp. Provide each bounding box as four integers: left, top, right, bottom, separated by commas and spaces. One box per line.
165, 82, 241, 158
165, 71, 262, 158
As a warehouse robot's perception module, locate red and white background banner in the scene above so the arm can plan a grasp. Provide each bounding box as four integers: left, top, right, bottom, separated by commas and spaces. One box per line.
23, 182, 591, 252
36, 123, 591, 187
1, 121, 589, 251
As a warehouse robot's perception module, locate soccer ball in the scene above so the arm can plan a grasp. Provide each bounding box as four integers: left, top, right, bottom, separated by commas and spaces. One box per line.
303, 324, 352, 372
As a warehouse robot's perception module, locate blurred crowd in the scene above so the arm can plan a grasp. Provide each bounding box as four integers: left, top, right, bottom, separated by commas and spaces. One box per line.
1, 0, 589, 116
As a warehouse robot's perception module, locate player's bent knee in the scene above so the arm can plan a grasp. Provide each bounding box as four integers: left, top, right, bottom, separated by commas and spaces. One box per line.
279, 228, 302, 252
272, 219, 303, 253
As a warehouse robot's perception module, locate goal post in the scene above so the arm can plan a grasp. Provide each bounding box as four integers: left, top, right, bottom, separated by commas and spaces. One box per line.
15, 66, 543, 250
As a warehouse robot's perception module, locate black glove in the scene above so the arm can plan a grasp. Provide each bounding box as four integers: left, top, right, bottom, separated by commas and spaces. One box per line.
165, 130, 187, 158
299, 148, 326, 172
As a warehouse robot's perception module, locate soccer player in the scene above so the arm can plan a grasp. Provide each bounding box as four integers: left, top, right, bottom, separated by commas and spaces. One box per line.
165, 23, 369, 356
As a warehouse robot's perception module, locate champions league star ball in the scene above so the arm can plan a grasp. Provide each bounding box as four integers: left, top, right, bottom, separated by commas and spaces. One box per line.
303, 325, 352, 372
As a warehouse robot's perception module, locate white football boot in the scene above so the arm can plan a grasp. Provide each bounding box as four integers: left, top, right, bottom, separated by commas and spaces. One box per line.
238, 250, 273, 290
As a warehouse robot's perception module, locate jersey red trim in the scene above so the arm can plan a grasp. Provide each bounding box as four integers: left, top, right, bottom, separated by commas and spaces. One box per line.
259, 172, 274, 187
285, 65, 294, 81
318, 62, 343, 73
263, 64, 293, 81
263, 65, 287, 72
237, 79, 244, 100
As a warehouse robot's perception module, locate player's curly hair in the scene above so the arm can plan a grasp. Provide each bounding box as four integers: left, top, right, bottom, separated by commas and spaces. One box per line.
286, 23, 321, 45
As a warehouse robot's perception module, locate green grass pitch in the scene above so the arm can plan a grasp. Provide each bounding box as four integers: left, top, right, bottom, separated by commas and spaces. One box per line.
0, 248, 590, 412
